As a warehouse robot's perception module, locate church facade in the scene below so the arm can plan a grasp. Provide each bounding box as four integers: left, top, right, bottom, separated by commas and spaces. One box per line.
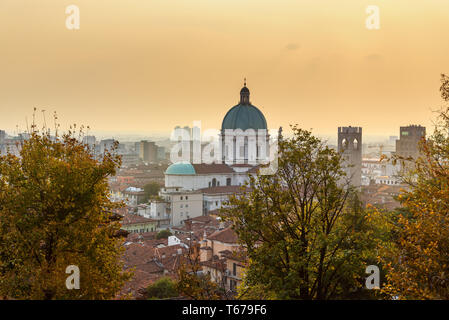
149, 83, 270, 226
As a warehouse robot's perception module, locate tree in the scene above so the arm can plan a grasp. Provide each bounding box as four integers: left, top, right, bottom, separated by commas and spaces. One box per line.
176, 243, 227, 300
143, 181, 161, 201
0, 126, 131, 299
146, 277, 178, 299
221, 126, 386, 300
156, 229, 172, 239
380, 74, 449, 299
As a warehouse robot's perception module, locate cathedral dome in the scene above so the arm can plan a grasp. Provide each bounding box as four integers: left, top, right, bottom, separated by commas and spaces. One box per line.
221, 83, 267, 131
165, 162, 196, 175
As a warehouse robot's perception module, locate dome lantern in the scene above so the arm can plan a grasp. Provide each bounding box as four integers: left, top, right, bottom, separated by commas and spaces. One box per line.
240, 78, 250, 104
221, 81, 267, 131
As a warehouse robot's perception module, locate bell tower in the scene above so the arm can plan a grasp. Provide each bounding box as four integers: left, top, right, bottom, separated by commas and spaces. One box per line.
338, 126, 362, 187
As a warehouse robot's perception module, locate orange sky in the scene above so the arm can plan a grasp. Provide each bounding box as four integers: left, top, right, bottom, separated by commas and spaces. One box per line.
1, 0, 448, 138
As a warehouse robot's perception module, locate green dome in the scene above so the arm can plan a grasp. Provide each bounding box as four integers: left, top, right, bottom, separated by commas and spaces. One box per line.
165, 162, 196, 175
221, 85, 267, 131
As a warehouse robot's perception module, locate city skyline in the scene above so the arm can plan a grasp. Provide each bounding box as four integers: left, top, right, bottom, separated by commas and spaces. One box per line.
2, 1, 449, 303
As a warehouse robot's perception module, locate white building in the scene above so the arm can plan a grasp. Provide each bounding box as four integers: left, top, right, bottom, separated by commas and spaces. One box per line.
148, 83, 269, 227
362, 158, 401, 186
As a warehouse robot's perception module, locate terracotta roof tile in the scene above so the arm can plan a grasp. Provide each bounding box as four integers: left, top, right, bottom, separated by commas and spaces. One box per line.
122, 212, 156, 225
208, 227, 239, 244
192, 163, 235, 174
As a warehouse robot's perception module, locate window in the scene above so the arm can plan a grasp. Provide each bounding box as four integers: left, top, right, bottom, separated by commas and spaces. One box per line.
212, 178, 217, 187
230, 280, 236, 291
185, 204, 189, 208
180, 204, 183, 208
186, 196, 188, 200
226, 178, 231, 186
180, 196, 183, 200
233, 263, 237, 276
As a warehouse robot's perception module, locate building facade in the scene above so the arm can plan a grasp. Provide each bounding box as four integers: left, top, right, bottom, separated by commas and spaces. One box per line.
395, 125, 426, 160
139, 140, 158, 163
338, 126, 362, 187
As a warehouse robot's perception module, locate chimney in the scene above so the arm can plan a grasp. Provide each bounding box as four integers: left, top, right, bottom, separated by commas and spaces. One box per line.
185, 219, 192, 231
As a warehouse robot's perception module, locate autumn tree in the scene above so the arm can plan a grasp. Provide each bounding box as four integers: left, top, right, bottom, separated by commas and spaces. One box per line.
221, 126, 387, 300
176, 243, 227, 300
0, 126, 131, 299
380, 74, 449, 299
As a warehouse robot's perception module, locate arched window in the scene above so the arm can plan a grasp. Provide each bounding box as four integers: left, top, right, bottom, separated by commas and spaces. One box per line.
353, 138, 359, 150
342, 138, 348, 149
212, 178, 217, 187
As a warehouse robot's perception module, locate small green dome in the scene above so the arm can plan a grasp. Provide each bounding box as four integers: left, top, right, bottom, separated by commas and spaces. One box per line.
165, 162, 196, 175
221, 84, 267, 131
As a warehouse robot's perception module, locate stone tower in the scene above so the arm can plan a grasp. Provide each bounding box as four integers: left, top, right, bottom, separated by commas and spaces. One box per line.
395, 124, 426, 173
395, 125, 426, 160
338, 126, 362, 187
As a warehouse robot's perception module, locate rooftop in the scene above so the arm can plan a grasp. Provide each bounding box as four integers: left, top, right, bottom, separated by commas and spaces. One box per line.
122, 212, 157, 225
208, 226, 239, 244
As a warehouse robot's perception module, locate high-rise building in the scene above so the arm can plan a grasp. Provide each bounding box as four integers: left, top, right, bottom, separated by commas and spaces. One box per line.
388, 136, 398, 146
157, 146, 166, 161
338, 126, 362, 187
99, 139, 116, 153
82, 135, 96, 147
0, 130, 6, 144
139, 140, 158, 163
395, 125, 426, 160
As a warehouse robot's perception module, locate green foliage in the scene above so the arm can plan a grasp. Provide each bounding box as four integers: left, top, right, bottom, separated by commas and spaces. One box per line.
176, 244, 226, 300
0, 127, 131, 299
143, 182, 161, 201
221, 125, 389, 300
146, 277, 178, 299
156, 229, 172, 239
381, 76, 449, 299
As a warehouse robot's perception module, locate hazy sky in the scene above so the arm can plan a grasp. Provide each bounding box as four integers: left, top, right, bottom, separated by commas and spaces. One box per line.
1, 0, 449, 138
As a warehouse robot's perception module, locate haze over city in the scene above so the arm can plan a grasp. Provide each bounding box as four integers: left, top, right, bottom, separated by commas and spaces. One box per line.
4, 0, 449, 307
1, 0, 448, 140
